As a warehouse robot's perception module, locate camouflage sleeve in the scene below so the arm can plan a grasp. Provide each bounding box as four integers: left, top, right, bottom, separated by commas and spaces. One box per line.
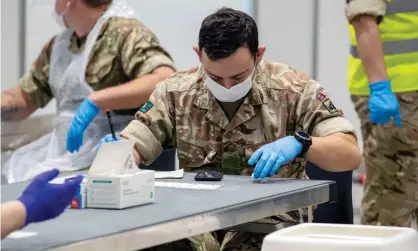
19, 37, 54, 108
345, 0, 387, 23
295, 78, 356, 138
120, 22, 176, 79
120, 80, 175, 165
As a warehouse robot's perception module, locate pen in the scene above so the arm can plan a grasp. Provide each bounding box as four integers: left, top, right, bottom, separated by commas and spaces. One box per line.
105, 109, 117, 140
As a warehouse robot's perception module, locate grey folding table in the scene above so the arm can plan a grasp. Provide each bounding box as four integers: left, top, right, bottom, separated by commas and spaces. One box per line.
1, 173, 336, 251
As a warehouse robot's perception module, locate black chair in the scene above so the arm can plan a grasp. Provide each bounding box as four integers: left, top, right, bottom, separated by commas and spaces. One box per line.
139, 148, 176, 171
306, 162, 354, 224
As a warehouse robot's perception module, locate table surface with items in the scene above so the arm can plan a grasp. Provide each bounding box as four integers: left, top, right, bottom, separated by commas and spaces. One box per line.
1, 171, 336, 251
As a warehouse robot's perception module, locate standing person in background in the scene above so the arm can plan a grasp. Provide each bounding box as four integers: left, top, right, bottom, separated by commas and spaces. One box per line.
346, 0, 418, 227
1, 0, 175, 183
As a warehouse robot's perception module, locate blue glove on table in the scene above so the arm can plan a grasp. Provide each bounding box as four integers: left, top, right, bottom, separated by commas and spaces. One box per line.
66, 98, 100, 152
17, 169, 83, 226
249, 136, 302, 179
369, 80, 401, 126
96, 133, 121, 152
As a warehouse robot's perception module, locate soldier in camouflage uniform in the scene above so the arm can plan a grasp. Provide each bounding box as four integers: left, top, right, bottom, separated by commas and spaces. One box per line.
346, 0, 418, 227
0, 0, 175, 183
98, 7, 361, 250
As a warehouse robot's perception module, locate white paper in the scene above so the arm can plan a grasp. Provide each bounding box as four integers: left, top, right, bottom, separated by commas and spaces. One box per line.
155, 181, 221, 190
89, 140, 137, 176
155, 169, 184, 179
7, 231, 38, 239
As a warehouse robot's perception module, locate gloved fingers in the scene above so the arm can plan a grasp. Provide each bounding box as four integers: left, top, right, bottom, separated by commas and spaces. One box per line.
253, 161, 262, 179
253, 151, 270, 179
66, 129, 74, 152
376, 115, 390, 125
105, 134, 117, 142
36, 169, 60, 182
72, 130, 82, 152
370, 113, 389, 125
96, 134, 118, 152
269, 156, 286, 177
65, 175, 83, 186
369, 113, 380, 124
248, 148, 263, 166
259, 152, 278, 178
77, 133, 84, 151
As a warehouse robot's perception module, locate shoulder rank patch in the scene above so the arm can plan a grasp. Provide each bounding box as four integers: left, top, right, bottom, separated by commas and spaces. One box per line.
139, 101, 153, 113
322, 99, 338, 114
316, 92, 327, 102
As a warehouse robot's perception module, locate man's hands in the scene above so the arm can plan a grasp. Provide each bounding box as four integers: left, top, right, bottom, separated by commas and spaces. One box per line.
96, 133, 142, 165
369, 80, 401, 126
249, 136, 302, 179
66, 98, 99, 152
1, 87, 36, 121
17, 169, 83, 226
96, 133, 121, 151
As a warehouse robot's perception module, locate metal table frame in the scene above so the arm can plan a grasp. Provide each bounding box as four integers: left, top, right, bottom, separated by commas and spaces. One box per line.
50, 181, 333, 251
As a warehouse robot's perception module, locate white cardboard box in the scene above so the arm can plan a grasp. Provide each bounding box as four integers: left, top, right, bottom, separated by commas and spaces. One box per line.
86, 140, 155, 209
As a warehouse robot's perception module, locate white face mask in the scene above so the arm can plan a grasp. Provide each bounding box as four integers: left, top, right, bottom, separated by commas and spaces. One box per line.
53, 5, 68, 28
204, 68, 255, 102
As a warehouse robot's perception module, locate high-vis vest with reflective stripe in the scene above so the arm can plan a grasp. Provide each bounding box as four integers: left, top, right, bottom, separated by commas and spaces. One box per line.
348, 0, 418, 95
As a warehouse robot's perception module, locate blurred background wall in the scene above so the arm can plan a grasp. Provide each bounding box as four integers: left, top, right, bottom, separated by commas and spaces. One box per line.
0, 0, 361, 149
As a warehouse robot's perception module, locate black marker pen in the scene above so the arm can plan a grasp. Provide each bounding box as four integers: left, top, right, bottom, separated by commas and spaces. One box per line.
105, 109, 117, 140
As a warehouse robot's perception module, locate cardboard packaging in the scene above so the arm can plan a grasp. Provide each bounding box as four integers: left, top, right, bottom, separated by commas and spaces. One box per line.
49, 174, 87, 209
65, 176, 87, 209
86, 140, 155, 209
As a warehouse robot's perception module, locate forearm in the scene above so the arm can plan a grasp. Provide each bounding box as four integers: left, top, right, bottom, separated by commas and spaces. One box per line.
307, 133, 361, 172
1, 87, 36, 121
352, 15, 387, 83
88, 67, 174, 110
1, 201, 27, 239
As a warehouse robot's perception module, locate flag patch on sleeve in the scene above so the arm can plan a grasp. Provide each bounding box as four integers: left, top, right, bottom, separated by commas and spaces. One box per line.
316, 92, 327, 102
139, 101, 153, 113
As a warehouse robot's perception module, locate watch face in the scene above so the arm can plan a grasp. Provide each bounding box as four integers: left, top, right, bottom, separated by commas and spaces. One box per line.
297, 131, 311, 140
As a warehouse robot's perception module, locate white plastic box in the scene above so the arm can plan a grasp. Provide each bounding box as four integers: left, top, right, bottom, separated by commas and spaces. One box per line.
261, 223, 418, 251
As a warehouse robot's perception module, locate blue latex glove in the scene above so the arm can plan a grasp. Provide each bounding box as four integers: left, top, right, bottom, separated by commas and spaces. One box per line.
17, 169, 83, 225
248, 136, 303, 179
66, 98, 99, 152
96, 133, 121, 152
369, 80, 401, 126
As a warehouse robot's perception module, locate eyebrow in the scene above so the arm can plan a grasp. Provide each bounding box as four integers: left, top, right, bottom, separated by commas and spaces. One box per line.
205, 68, 250, 79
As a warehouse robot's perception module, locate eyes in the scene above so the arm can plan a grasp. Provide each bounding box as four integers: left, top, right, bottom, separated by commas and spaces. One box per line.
209, 74, 245, 82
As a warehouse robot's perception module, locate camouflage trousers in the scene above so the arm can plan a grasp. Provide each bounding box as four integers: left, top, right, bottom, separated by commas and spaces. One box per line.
142, 210, 306, 251
351, 91, 418, 228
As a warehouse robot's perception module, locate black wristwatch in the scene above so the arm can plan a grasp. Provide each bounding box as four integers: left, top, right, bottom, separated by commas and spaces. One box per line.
294, 131, 312, 156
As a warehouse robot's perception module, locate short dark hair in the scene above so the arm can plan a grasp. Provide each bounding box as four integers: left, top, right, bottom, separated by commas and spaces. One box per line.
83, 0, 112, 8
198, 7, 258, 61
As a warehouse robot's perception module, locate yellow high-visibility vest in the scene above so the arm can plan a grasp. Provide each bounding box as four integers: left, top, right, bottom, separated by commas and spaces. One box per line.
348, 0, 418, 95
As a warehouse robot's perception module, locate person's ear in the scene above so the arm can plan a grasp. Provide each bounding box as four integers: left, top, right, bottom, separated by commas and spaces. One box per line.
256, 46, 266, 64
193, 46, 201, 59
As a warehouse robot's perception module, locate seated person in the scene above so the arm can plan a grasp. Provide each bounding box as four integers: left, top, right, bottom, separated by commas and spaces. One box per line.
1, 0, 175, 183
99, 7, 361, 251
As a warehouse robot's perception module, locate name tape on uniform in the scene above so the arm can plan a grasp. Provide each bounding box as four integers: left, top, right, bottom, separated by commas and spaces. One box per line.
316, 91, 338, 114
